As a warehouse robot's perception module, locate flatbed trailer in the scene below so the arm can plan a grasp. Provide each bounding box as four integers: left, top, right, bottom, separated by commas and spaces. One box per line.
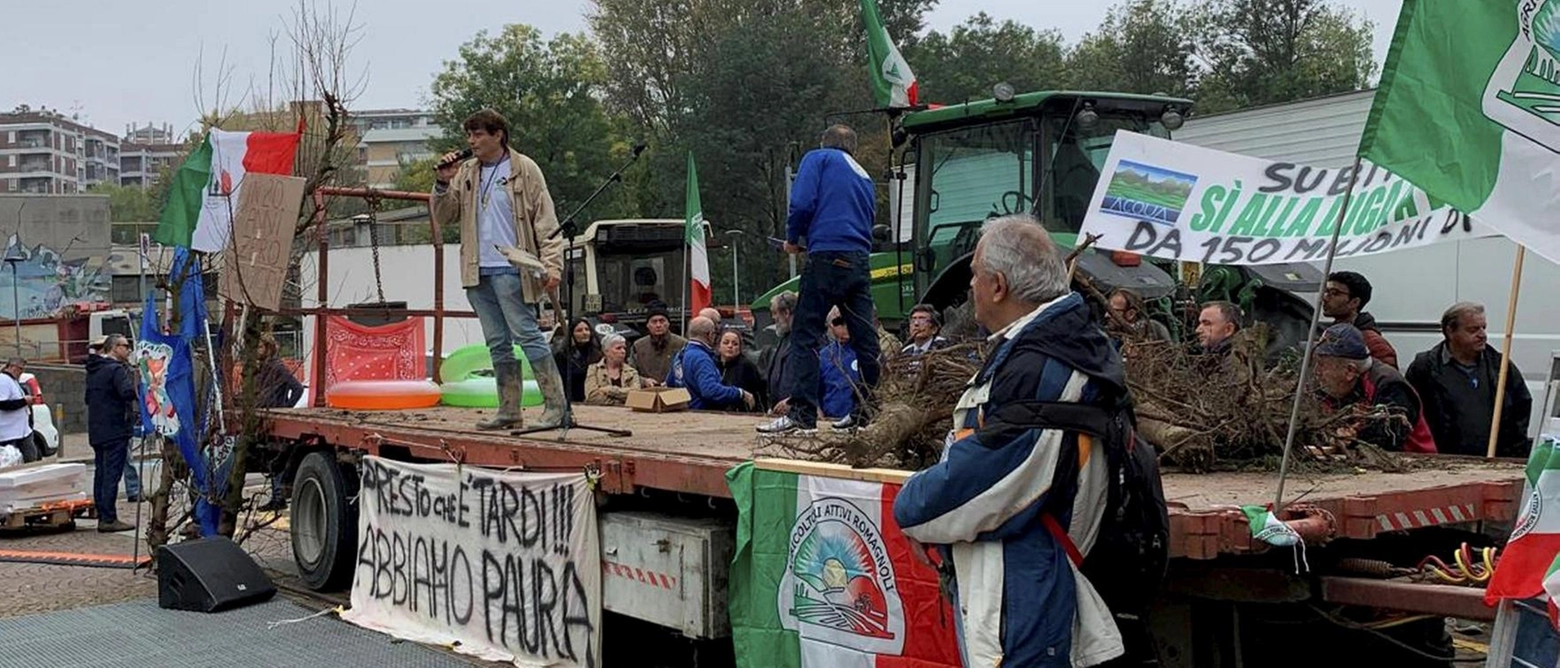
264, 404, 1525, 561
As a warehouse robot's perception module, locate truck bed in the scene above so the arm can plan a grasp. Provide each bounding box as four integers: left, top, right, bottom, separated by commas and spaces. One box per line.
264, 405, 1526, 559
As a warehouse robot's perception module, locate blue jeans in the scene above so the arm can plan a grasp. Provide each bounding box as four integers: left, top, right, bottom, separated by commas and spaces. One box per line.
123, 451, 142, 500
785, 251, 881, 426
91, 439, 129, 523
466, 271, 552, 367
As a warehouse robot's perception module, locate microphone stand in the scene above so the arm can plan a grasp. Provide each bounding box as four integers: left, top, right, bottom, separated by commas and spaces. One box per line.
512, 147, 644, 439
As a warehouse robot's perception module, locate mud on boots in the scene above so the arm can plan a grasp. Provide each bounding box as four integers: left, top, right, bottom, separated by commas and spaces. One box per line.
476, 360, 525, 431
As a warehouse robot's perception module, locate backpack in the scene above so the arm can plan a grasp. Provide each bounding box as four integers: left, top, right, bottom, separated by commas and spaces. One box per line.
983, 396, 1170, 616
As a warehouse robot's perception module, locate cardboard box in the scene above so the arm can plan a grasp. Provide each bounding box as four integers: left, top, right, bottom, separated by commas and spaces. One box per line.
626, 387, 692, 413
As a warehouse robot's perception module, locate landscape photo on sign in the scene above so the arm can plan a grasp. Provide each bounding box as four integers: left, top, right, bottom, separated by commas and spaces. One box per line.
1100, 160, 1199, 227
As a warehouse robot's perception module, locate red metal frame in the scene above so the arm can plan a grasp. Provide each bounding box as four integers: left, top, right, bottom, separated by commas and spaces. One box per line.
306, 186, 454, 406
1170, 478, 1522, 560
1319, 576, 1497, 621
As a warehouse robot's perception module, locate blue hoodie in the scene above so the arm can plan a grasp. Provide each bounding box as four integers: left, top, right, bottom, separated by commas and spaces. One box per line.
667, 340, 745, 410
786, 148, 875, 254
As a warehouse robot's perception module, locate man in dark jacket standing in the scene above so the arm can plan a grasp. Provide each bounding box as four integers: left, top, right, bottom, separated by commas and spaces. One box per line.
759, 124, 881, 433
85, 334, 137, 532
1407, 302, 1532, 457
1321, 271, 1398, 369
759, 291, 797, 415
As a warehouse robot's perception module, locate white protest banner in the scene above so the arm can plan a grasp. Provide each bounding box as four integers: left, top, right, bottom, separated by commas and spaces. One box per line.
1079, 131, 1496, 265
341, 456, 600, 667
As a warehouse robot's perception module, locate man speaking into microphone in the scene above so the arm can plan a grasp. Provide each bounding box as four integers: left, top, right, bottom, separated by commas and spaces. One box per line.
433, 108, 569, 430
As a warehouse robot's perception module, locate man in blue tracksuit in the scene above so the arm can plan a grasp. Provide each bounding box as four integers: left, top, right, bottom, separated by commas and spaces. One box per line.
758, 124, 881, 434
894, 216, 1127, 667
668, 317, 754, 411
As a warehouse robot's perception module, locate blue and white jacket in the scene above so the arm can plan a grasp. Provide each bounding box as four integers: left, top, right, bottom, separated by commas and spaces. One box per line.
667, 339, 745, 410
893, 293, 1127, 668
819, 339, 860, 418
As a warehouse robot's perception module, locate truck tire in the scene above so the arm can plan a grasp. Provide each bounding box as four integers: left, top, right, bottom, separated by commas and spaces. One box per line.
291, 451, 358, 591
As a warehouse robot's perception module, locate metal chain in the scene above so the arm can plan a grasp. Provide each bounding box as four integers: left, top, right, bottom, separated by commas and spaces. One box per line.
366, 195, 386, 304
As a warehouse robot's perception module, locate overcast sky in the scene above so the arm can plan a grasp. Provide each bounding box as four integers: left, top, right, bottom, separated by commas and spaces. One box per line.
5, 0, 1402, 137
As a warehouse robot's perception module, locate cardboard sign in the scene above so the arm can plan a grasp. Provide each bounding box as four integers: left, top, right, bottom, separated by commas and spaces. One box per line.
625, 387, 691, 413
224, 173, 305, 310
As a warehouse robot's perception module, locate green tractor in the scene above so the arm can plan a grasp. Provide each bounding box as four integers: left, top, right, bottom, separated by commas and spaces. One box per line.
752, 88, 1321, 350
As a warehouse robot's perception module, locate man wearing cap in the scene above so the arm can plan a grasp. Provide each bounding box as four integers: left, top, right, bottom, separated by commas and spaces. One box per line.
84, 334, 138, 532
630, 305, 687, 386
1312, 323, 1436, 453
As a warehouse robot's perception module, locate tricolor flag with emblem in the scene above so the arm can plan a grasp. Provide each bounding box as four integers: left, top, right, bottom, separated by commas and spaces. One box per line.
1486, 436, 1560, 626
155, 128, 301, 252
860, 0, 918, 109
1359, 0, 1560, 264
686, 152, 712, 316
727, 461, 961, 668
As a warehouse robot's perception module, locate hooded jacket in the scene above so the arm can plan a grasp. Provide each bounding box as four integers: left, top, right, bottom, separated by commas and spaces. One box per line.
1350, 312, 1399, 369
894, 292, 1127, 668
85, 353, 138, 446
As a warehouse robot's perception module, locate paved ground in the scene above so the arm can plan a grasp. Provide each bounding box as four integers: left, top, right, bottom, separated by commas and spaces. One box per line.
0, 499, 159, 618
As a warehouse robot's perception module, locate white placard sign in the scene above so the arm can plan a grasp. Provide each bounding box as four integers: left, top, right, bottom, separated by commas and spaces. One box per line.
1078, 131, 1496, 265
342, 456, 600, 667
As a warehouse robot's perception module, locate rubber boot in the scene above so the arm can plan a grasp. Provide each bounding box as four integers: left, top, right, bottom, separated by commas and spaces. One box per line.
530, 354, 569, 429
476, 361, 525, 431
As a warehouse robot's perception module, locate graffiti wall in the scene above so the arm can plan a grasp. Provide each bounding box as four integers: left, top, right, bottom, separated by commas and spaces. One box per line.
0, 196, 112, 319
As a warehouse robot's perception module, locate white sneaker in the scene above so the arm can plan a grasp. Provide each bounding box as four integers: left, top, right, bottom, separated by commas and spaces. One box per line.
757, 415, 815, 435
830, 415, 858, 431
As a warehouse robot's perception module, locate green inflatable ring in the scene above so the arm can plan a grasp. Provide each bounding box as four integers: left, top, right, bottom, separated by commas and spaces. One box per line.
440, 376, 544, 408
439, 343, 534, 383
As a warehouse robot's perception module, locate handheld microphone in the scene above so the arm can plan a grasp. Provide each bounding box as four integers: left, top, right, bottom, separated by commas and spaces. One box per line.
435, 148, 473, 170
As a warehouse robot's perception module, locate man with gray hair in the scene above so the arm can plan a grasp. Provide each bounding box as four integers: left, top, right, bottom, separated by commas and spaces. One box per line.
1313, 323, 1436, 453
759, 291, 798, 415
1406, 301, 1532, 457
894, 215, 1134, 667
759, 123, 881, 433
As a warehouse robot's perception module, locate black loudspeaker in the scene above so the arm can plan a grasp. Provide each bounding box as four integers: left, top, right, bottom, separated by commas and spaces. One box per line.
156, 536, 277, 612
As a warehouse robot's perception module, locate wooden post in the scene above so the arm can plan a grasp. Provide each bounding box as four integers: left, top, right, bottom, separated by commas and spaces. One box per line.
1487, 246, 1527, 459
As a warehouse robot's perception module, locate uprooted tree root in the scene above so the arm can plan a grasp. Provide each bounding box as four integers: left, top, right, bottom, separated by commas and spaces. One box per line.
770, 343, 985, 469
762, 324, 1418, 474
1123, 327, 1411, 472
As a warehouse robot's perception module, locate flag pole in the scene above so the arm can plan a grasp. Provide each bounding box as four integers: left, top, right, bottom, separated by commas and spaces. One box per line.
1486, 246, 1527, 458
1273, 156, 1364, 515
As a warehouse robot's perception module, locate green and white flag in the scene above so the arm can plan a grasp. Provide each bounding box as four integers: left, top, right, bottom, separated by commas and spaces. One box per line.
859, 0, 918, 108
1359, 0, 1560, 263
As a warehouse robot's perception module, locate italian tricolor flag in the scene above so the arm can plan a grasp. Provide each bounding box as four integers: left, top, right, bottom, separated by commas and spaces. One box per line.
686, 152, 712, 316
727, 461, 960, 667
1486, 437, 1560, 626
156, 128, 301, 251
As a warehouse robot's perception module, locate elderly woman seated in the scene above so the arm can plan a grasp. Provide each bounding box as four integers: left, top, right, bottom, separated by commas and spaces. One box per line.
584, 334, 643, 406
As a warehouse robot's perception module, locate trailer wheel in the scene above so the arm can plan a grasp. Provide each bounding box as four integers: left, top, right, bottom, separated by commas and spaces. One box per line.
291, 451, 358, 591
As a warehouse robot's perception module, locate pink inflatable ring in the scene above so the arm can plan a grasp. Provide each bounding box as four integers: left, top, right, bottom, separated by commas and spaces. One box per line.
325, 379, 443, 410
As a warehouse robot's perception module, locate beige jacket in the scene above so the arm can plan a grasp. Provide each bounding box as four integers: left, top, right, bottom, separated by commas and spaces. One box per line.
584, 362, 642, 406
431, 149, 564, 302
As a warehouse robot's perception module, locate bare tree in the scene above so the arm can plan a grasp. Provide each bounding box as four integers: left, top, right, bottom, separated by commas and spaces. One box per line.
147, 0, 366, 551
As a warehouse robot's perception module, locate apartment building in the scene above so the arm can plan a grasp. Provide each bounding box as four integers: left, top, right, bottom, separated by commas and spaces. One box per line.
0, 106, 120, 194
351, 108, 440, 188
